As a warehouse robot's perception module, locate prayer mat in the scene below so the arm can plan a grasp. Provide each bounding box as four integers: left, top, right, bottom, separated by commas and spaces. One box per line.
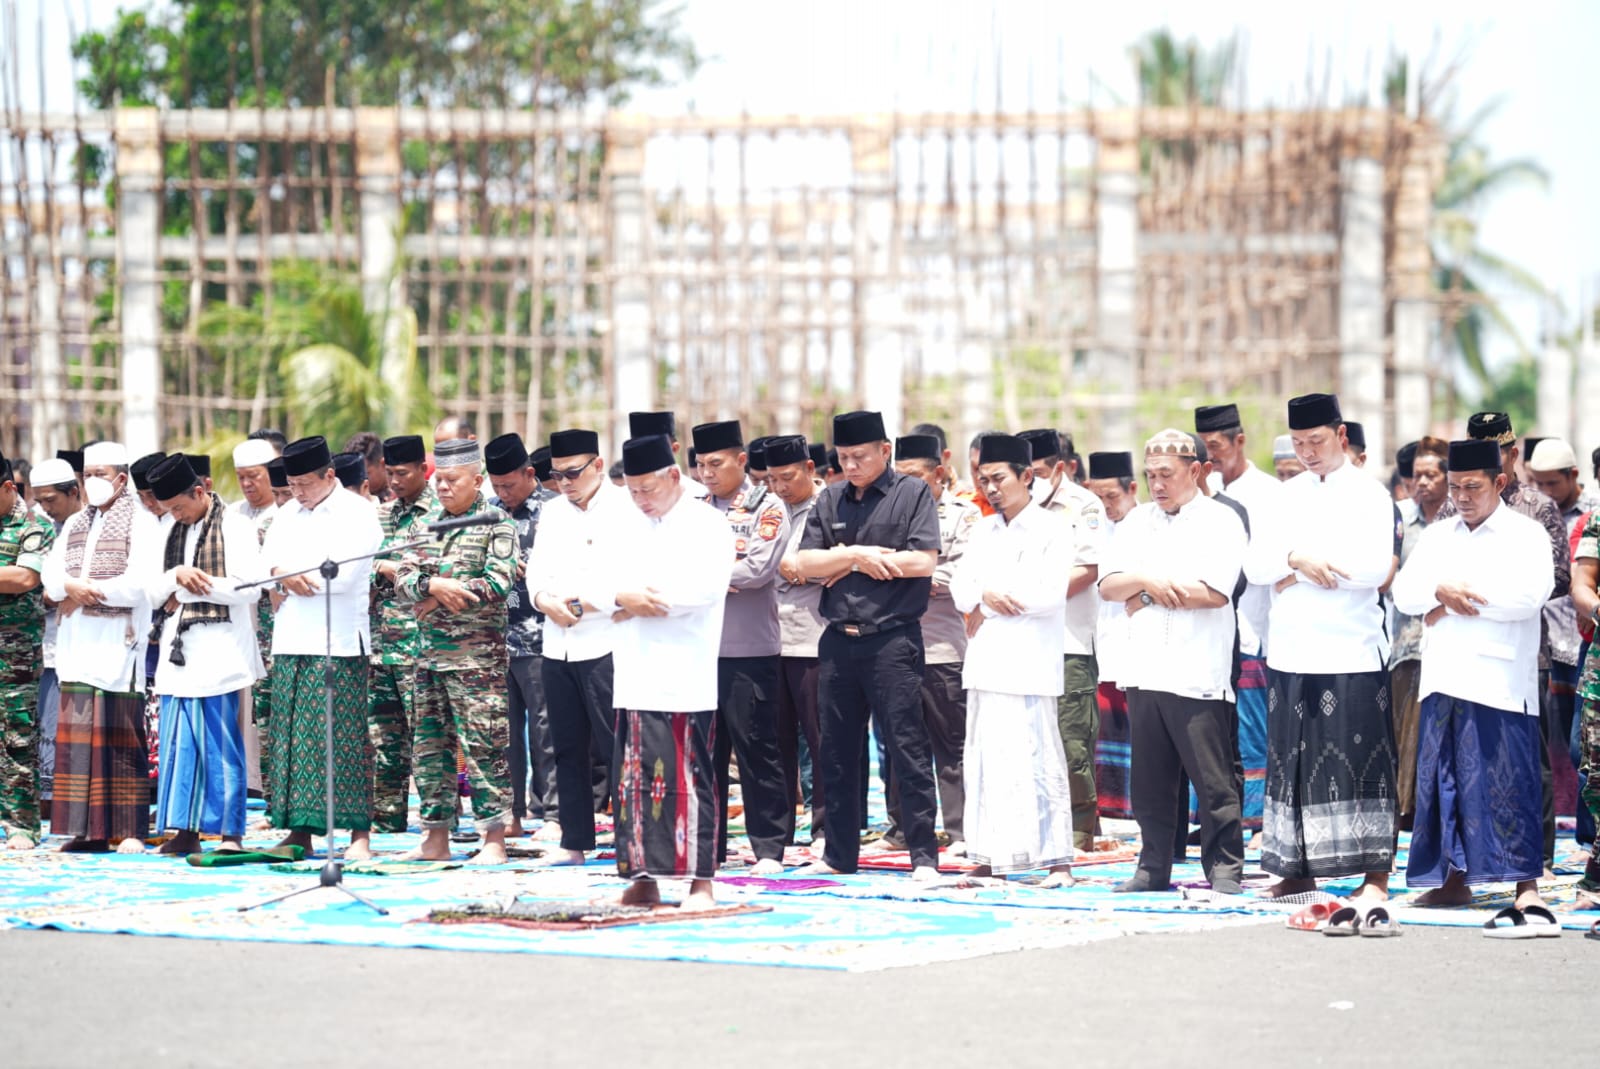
187, 845, 306, 867
268, 859, 462, 876
425, 899, 772, 931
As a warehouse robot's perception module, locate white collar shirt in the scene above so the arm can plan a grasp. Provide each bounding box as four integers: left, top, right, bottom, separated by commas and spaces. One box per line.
525, 479, 634, 662
262, 486, 383, 658
1095, 518, 1130, 683
1245, 459, 1397, 674
1040, 479, 1106, 656
1209, 461, 1280, 657
1391, 504, 1553, 716
42, 497, 164, 692
609, 495, 734, 712
950, 502, 1072, 697
1100, 496, 1245, 702
147, 507, 268, 697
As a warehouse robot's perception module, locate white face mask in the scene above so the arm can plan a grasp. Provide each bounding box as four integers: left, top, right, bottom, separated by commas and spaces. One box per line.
85, 476, 118, 508
1029, 475, 1051, 504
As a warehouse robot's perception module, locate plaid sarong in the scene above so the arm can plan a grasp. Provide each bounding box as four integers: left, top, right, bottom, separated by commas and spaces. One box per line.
53, 682, 149, 841
61, 492, 136, 619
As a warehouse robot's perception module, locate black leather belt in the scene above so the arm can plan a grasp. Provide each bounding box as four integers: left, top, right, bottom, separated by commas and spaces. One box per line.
829, 621, 905, 638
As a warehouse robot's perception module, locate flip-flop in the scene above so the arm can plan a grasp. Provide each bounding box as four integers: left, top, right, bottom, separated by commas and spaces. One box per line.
1323, 905, 1362, 936
1587, 919, 1600, 942
1358, 906, 1402, 937
1521, 905, 1563, 938
1287, 901, 1338, 932
1483, 906, 1537, 940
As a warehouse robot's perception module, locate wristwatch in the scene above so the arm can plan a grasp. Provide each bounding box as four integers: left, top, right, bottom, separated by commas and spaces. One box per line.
1138, 591, 1155, 607
418, 575, 432, 599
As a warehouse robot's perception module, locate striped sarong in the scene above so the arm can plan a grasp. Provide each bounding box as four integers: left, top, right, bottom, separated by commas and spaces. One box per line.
155, 692, 247, 837
1094, 682, 1132, 820
53, 682, 149, 841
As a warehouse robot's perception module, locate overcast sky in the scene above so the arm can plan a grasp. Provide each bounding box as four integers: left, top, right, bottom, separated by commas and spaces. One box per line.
8, 0, 1595, 369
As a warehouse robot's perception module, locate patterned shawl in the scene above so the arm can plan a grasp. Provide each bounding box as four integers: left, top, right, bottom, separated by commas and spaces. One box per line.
61, 489, 137, 619
158, 492, 231, 647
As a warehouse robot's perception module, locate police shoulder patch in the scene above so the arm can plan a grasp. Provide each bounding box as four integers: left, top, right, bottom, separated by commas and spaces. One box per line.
756, 509, 782, 541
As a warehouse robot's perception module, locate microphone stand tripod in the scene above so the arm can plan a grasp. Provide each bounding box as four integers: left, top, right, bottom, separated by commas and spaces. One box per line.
235, 536, 429, 915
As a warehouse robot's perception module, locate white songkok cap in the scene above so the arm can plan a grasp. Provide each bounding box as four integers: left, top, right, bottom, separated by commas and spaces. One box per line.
30, 458, 74, 486
1272, 434, 1296, 461
1528, 438, 1578, 473
232, 438, 278, 469
82, 441, 129, 467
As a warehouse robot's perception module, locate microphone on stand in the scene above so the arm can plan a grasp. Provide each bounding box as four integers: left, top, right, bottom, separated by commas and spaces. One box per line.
426, 512, 499, 533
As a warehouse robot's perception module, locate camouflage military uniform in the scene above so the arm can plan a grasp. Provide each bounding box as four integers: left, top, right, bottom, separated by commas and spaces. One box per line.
1576, 514, 1600, 886
0, 497, 55, 844
250, 509, 277, 806
368, 484, 440, 832
394, 491, 515, 831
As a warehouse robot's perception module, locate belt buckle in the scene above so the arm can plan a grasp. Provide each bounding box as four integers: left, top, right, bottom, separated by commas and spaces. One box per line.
841, 624, 862, 638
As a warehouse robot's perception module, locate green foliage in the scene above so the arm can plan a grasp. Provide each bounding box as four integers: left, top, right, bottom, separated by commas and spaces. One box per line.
1475, 358, 1537, 436
1132, 29, 1237, 108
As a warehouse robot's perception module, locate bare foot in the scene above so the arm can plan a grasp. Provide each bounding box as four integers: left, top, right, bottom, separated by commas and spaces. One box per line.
793, 860, 842, 875
6, 834, 36, 851
533, 821, 563, 843
343, 840, 374, 862
158, 831, 200, 856
397, 828, 452, 862
968, 863, 994, 878
275, 830, 314, 852
1264, 878, 1318, 899
748, 858, 784, 876
57, 838, 109, 854
114, 837, 147, 855
1041, 865, 1075, 889
217, 837, 245, 853
620, 878, 662, 907
1412, 872, 1472, 907
507, 819, 526, 839
909, 865, 940, 883
1349, 873, 1390, 904
679, 880, 717, 912
538, 848, 587, 867
468, 828, 508, 866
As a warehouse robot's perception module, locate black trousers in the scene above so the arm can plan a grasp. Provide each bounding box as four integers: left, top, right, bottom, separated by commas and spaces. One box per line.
817, 626, 939, 871
508, 655, 559, 822
775, 655, 823, 843
715, 656, 790, 863
541, 654, 616, 852
1127, 687, 1243, 886
886, 660, 967, 840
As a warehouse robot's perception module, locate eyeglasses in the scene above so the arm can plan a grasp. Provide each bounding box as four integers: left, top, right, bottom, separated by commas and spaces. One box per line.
551, 457, 596, 482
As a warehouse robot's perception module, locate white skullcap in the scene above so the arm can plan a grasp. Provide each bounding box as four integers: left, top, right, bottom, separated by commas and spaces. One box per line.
1528, 438, 1578, 473
82, 441, 129, 467
1272, 434, 1296, 461
30, 458, 74, 486
233, 438, 278, 469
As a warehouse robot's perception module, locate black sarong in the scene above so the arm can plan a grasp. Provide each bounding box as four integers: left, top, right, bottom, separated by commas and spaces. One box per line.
614, 708, 718, 880
1262, 668, 1397, 879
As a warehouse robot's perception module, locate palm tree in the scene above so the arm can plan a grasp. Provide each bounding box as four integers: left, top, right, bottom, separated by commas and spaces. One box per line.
1131, 29, 1238, 108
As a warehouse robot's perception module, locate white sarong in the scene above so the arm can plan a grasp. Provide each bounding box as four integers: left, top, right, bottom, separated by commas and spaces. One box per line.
961, 689, 1075, 874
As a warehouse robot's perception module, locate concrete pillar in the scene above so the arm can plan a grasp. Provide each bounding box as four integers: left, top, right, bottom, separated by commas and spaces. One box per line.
958, 289, 995, 469
354, 108, 409, 436
1338, 133, 1388, 464
606, 114, 652, 457
1391, 136, 1440, 452
115, 108, 163, 457
30, 268, 65, 461
1096, 113, 1139, 450
1537, 325, 1573, 446
852, 117, 904, 436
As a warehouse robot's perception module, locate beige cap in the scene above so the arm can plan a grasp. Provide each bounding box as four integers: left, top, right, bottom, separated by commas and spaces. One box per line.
1528, 438, 1578, 472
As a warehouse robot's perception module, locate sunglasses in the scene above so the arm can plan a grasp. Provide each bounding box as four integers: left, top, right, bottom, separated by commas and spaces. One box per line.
551, 457, 596, 482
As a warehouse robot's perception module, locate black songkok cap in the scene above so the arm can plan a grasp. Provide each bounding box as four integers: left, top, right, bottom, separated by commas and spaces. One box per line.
832, 411, 887, 448
530, 446, 553, 482
622, 435, 675, 477
282, 436, 332, 477
1449, 438, 1502, 474
765, 435, 809, 468
977, 434, 1033, 468
628, 411, 676, 440
1017, 428, 1061, 461
692, 420, 744, 455
129, 451, 167, 491
1396, 441, 1419, 480
1194, 404, 1241, 434
1467, 411, 1514, 446
548, 429, 600, 458
1089, 451, 1134, 480
57, 449, 84, 473
686, 447, 698, 468
827, 449, 842, 473
267, 458, 288, 488
808, 443, 828, 470
332, 451, 367, 489
894, 434, 942, 464
747, 436, 770, 470
1344, 421, 1366, 453
484, 433, 530, 477
148, 454, 198, 501
185, 453, 212, 479
1287, 393, 1342, 430
1523, 435, 1547, 460
382, 434, 425, 466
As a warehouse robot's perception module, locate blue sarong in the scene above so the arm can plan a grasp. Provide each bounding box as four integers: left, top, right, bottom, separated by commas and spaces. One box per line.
1407, 693, 1543, 887
155, 691, 248, 838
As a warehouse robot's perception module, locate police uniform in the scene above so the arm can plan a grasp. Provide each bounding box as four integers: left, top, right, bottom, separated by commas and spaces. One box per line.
367, 435, 440, 833
694, 420, 794, 865
393, 444, 517, 833
799, 411, 944, 873
0, 489, 55, 844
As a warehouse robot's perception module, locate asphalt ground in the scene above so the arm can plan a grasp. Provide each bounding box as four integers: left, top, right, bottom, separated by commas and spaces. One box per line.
3, 917, 1597, 1068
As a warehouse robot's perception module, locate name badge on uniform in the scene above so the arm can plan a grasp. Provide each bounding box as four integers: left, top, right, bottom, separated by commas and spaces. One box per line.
831, 522, 846, 530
